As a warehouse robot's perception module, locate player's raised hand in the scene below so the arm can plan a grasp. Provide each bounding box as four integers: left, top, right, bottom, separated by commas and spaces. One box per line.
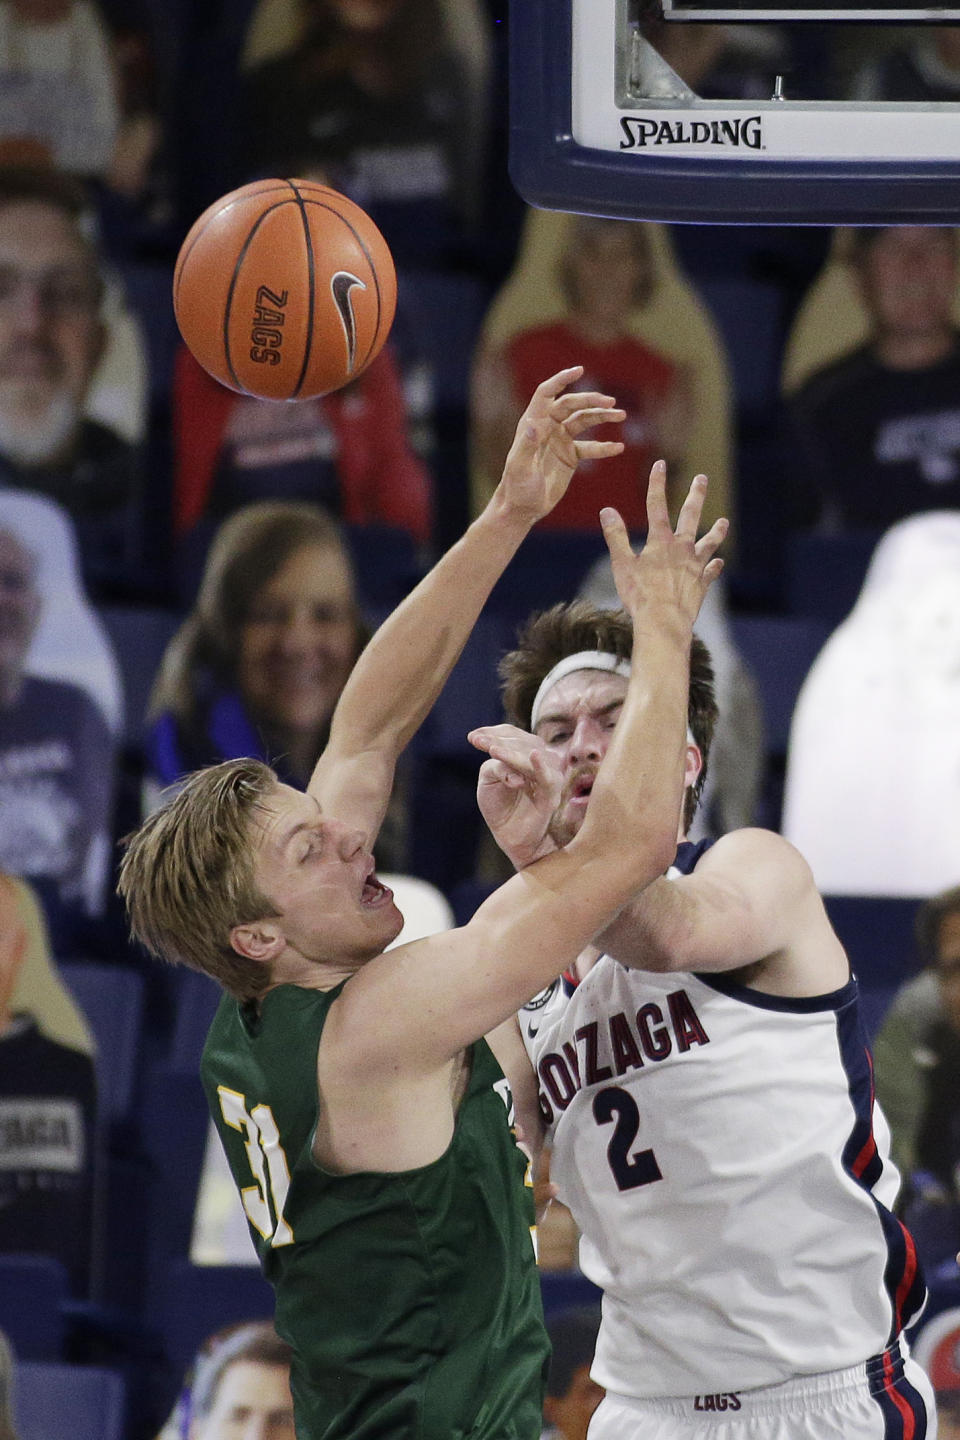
495, 367, 625, 524
601, 460, 728, 629
468, 724, 563, 870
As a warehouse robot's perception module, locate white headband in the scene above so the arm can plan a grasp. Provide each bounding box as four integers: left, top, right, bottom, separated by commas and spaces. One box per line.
529, 648, 697, 747
530, 651, 631, 730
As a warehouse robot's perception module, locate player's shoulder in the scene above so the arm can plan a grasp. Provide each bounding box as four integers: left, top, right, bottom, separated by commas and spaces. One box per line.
690, 828, 816, 886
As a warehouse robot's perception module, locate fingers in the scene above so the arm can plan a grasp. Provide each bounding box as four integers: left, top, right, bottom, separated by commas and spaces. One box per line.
528, 366, 585, 408
675, 473, 709, 539
574, 439, 626, 461
600, 506, 633, 563
470, 726, 544, 774
468, 723, 529, 751
550, 391, 619, 421
468, 727, 499, 755
643, 459, 670, 533
478, 757, 525, 790
694, 515, 729, 564
562, 405, 625, 438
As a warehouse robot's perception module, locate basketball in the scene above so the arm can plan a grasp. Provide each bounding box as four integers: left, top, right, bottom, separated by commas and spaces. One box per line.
173, 178, 397, 401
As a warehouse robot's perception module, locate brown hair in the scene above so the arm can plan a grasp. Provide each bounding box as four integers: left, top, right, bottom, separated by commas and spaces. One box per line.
117, 758, 281, 1000
190, 1321, 293, 1421
149, 501, 363, 732
499, 600, 717, 832
915, 884, 960, 970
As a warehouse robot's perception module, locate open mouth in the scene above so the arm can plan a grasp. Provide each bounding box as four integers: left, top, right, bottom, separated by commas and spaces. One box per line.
361, 874, 393, 909
569, 773, 596, 805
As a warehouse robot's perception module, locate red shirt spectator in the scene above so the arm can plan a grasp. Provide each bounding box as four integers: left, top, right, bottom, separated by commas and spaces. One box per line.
172, 345, 432, 543
505, 321, 680, 533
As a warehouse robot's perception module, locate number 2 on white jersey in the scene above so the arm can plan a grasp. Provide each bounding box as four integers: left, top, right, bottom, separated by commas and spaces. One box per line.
218, 1086, 294, 1246
593, 1086, 663, 1192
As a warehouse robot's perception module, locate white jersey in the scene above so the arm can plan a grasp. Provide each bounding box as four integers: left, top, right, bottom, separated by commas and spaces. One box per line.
520, 841, 926, 1401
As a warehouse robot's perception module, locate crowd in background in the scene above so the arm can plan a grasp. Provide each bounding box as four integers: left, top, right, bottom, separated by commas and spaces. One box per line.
4, 1, 960, 1436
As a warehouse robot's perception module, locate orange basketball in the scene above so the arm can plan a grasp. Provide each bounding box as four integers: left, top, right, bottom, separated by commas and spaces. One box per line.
173, 178, 397, 401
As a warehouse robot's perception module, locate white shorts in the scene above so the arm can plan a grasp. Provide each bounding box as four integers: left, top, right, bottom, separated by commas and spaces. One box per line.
587, 1342, 936, 1440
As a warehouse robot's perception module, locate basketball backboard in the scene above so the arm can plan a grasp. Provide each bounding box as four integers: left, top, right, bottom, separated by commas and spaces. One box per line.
510, 0, 960, 222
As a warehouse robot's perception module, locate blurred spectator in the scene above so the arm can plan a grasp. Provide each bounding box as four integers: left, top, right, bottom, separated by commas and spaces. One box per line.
0, 491, 119, 937
579, 559, 764, 838
786, 226, 960, 532
0, 1328, 17, 1440
0, 0, 119, 182
0, 0, 165, 211
147, 500, 405, 871
156, 1321, 294, 1440
0, 870, 97, 1296
850, 26, 960, 103
470, 208, 733, 540
630, 19, 794, 101
3, 869, 94, 1052
238, 0, 487, 268
0, 166, 147, 599
473, 218, 690, 535
172, 342, 431, 553
945, 1394, 960, 1440
782, 510, 960, 897
873, 886, 960, 1186
541, 1306, 604, 1440
913, 1310, 960, 1440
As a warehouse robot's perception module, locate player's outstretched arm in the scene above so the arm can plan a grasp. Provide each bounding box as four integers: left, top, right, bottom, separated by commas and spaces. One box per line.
595, 825, 849, 996
332, 465, 728, 1071
309, 368, 626, 841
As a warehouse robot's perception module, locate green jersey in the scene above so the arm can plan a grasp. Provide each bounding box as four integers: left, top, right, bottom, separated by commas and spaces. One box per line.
201, 983, 549, 1440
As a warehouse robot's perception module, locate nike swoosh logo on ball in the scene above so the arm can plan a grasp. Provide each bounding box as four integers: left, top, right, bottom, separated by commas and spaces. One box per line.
331, 270, 367, 374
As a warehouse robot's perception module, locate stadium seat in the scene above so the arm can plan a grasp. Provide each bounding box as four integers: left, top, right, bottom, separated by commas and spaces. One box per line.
697, 277, 787, 420
153, 1259, 275, 1381
413, 611, 513, 766
168, 968, 223, 1074
728, 615, 831, 756
784, 530, 879, 627
15, 1362, 126, 1440
139, 1067, 212, 1314
408, 613, 513, 891
96, 605, 181, 752
823, 894, 922, 1041
486, 531, 612, 637
448, 880, 498, 928
62, 963, 146, 1127
0, 1255, 68, 1361
393, 270, 491, 413
345, 523, 422, 614
118, 261, 181, 417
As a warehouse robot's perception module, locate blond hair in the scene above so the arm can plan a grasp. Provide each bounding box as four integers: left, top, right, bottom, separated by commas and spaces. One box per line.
118, 759, 280, 1000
